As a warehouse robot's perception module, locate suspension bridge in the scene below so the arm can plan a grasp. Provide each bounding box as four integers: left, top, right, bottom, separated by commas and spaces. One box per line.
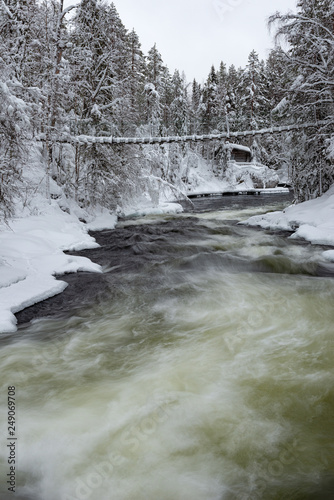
44, 120, 329, 145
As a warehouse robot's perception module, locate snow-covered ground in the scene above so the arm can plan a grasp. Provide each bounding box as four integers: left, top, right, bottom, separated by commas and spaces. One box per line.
243, 184, 334, 248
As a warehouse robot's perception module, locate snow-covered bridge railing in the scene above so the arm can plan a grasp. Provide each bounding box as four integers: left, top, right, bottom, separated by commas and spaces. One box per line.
40, 120, 330, 146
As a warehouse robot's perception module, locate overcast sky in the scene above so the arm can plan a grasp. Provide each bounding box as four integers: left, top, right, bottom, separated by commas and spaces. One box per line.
114, 0, 297, 83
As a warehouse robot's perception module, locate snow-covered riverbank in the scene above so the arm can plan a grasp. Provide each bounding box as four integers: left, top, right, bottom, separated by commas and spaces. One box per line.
243, 184, 334, 250
0, 201, 99, 333
0, 195, 185, 333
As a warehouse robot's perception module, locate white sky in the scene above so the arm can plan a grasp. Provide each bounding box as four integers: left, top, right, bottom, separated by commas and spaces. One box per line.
114, 0, 297, 83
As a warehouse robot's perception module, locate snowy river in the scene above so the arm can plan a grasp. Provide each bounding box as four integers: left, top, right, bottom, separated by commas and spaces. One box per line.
1, 194, 334, 500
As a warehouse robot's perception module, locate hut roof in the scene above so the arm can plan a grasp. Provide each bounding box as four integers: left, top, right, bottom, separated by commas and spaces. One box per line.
224, 143, 251, 154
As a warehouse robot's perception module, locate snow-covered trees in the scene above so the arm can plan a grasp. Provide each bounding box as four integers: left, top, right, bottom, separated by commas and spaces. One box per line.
269, 0, 334, 199
0, 77, 29, 217
68, 0, 128, 136
170, 70, 189, 136
0, 1, 36, 216
190, 79, 202, 134
1, 0, 333, 219
201, 66, 220, 133
239, 51, 268, 130
126, 29, 146, 132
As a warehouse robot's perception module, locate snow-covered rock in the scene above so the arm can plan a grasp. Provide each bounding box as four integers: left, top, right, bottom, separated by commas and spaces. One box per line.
122, 201, 183, 218
183, 151, 280, 196
225, 162, 279, 189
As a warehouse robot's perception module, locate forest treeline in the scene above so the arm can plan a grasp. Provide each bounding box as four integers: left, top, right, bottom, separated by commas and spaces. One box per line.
0, 0, 333, 217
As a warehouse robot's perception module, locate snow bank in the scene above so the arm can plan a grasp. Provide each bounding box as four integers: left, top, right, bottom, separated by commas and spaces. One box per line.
122, 201, 183, 218
243, 184, 334, 247
86, 206, 118, 231
0, 199, 102, 333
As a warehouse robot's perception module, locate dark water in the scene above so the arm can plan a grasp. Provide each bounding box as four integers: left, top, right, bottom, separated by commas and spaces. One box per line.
16, 194, 296, 328
1, 193, 334, 500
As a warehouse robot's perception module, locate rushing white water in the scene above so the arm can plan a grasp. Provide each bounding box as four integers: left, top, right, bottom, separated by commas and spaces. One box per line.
0, 197, 333, 500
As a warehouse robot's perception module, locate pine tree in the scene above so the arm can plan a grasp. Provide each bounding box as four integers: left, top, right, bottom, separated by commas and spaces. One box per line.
0, 0, 43, 212
159, 67, 174, 134
0, 0, 42, 82
68, 0, 128, 135
0, 61, 31, 217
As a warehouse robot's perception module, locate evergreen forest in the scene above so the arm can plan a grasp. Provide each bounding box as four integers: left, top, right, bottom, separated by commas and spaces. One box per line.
1, 0, 333, 218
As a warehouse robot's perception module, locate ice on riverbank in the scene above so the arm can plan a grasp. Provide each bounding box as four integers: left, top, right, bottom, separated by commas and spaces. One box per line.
243, 184, 334, 247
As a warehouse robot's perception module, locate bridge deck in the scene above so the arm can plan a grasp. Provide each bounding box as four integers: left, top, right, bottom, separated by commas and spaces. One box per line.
40, 120, 329, 146
187, 187, 291, 198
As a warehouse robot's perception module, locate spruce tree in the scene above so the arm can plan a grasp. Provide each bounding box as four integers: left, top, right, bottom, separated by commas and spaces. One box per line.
145, 44, 166, 135
240, 50, 268, 130
202, 65, 220, 133
190, 79, 203, 134
170, 70, 189, 135
126, 29, 146, 132
226, 65, 243, 132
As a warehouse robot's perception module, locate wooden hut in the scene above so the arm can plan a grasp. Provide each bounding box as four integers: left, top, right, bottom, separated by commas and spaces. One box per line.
225, 143, 252, 163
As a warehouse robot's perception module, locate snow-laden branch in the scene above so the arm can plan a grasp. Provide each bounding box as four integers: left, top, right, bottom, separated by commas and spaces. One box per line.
60, 5, 77, 21
98, 97, 125, 111
270, 13, 334, 42
291, 16, 334, 42
0, 0, 13, 18
141, 174, 193, 204
91, 67, 108, 102
284, 52, 329, 77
